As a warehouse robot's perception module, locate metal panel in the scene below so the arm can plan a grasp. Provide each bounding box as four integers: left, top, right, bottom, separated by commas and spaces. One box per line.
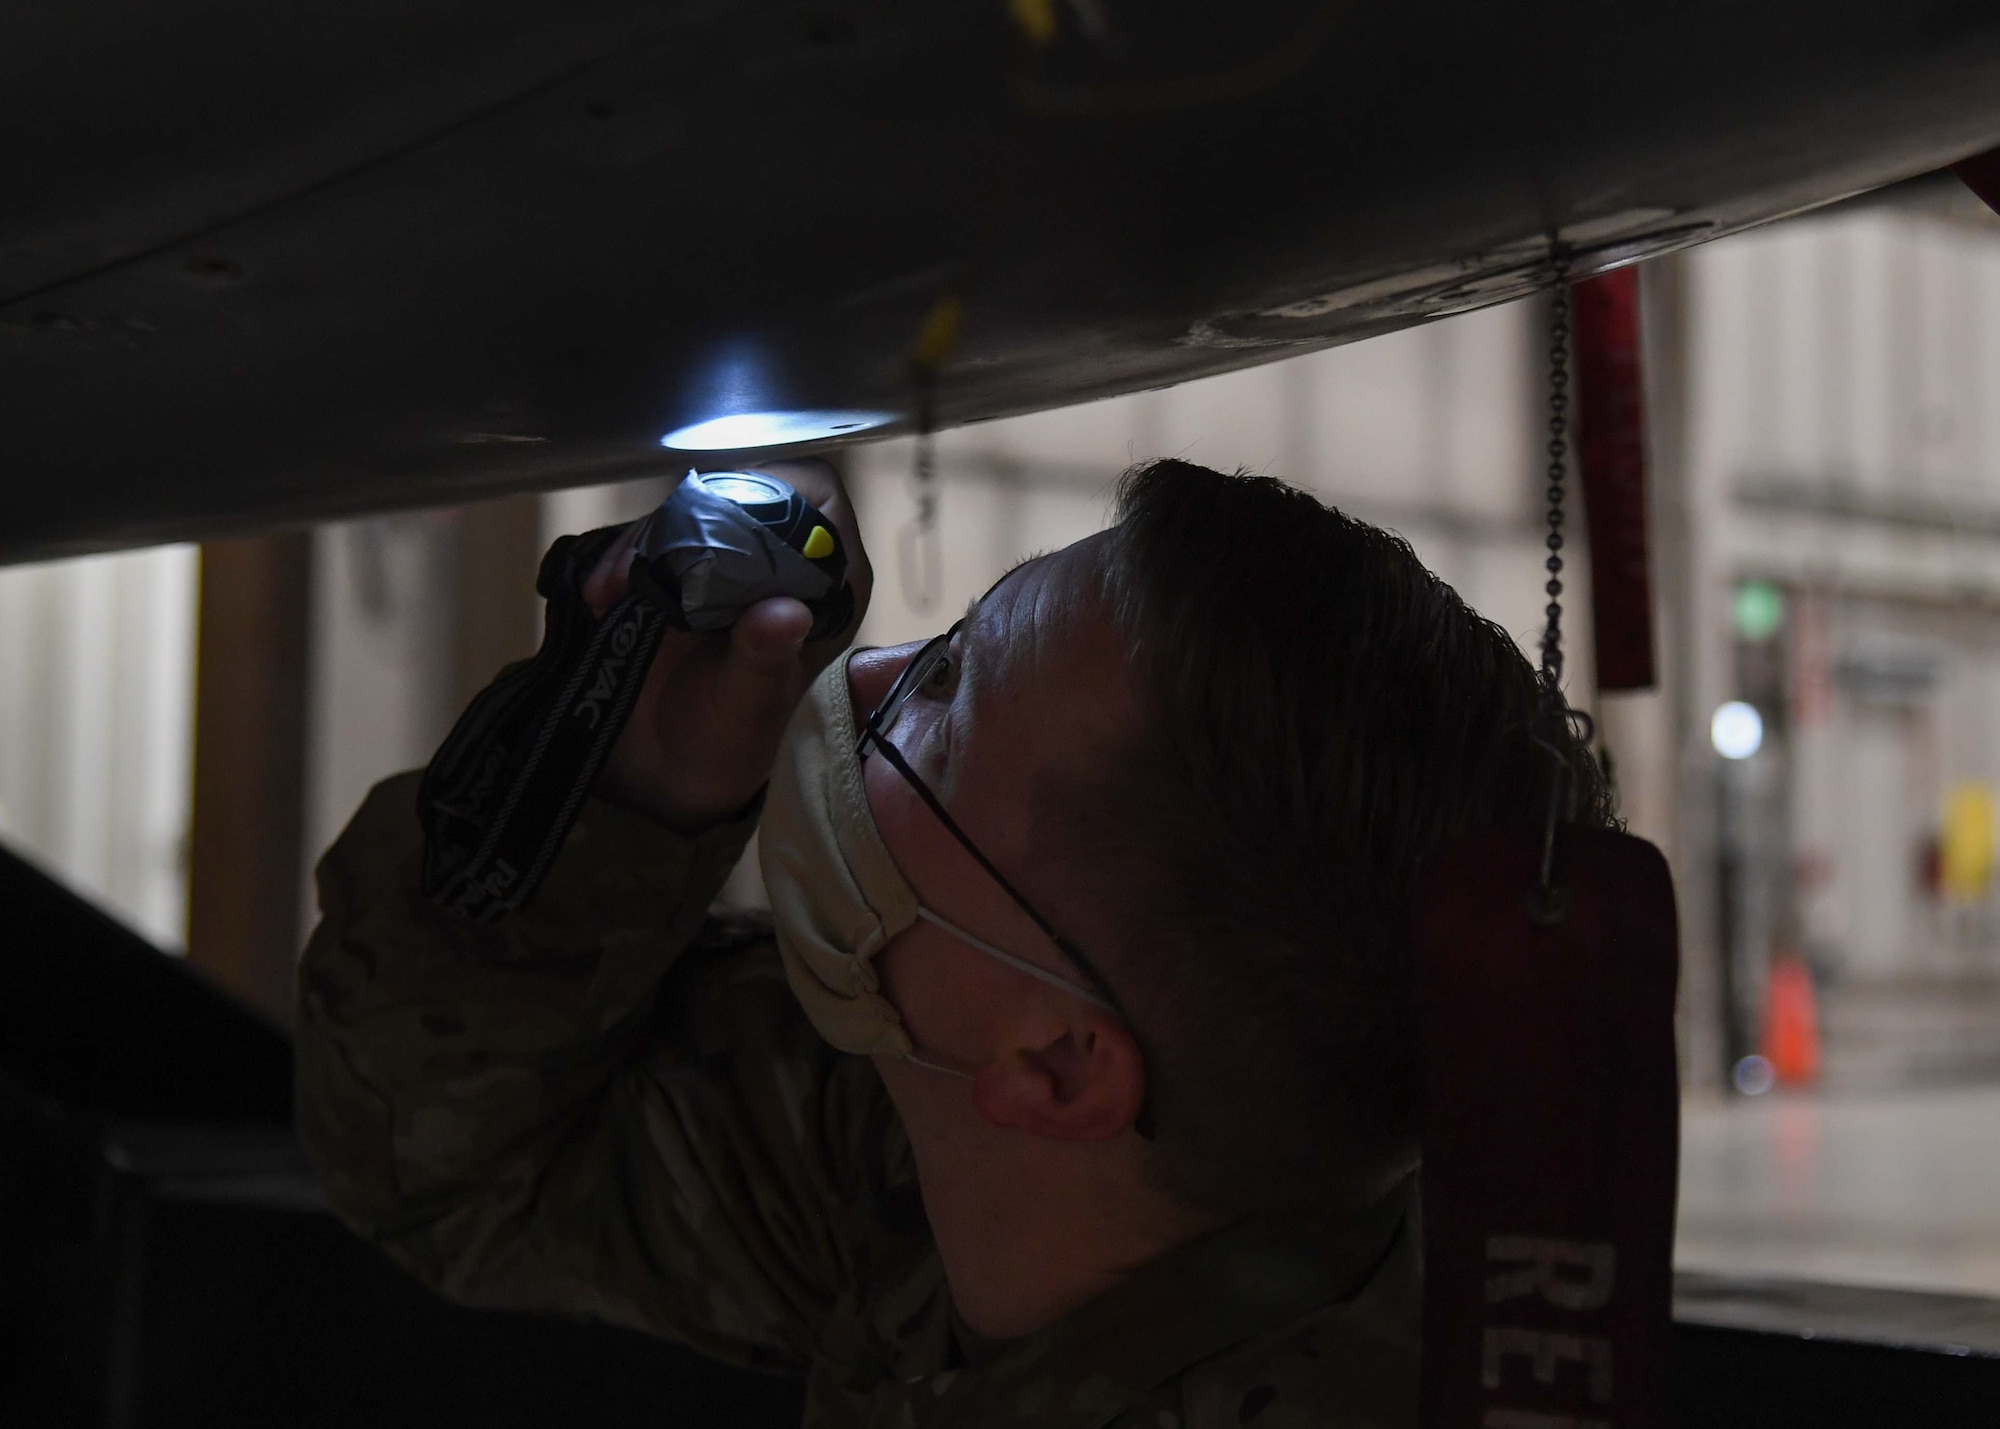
5, 1, 2000, 561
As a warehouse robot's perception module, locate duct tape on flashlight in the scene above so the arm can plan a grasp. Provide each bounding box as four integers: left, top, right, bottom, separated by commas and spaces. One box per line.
418, 472, 853, 920
630, 471, 853, 639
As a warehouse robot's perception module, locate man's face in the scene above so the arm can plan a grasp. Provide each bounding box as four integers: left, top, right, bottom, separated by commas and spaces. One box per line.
844, 533, 1138, 1115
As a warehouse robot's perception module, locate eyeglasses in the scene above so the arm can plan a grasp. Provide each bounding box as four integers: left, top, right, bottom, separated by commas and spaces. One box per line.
855, 620, 1133, 1024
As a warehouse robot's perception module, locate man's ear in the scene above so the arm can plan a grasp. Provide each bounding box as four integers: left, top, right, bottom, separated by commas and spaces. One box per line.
969, 1012, 1146, 1142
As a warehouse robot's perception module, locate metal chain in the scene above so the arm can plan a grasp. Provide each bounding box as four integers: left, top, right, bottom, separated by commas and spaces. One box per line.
1541, 275, 1571, 688
900, 378, 943, 612
915, 426, 938, 530
1529, 263, 1580, 915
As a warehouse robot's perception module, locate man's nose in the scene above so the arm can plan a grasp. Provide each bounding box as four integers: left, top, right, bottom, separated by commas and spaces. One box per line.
846, 641, 927, 726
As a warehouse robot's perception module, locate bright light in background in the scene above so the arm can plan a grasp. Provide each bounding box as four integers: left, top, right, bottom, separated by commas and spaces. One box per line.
1731, 1053, 1776, 1096
1710, 700, 1764, 760
660, 410, 895, 451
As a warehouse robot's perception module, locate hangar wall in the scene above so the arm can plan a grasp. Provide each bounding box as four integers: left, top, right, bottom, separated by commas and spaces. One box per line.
1684, 193, 2000, 1090
0, 544, 197, 948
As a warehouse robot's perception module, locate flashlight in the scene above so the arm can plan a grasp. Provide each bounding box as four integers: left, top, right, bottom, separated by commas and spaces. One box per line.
418, 469, 854, 921
628, 470, 854, 640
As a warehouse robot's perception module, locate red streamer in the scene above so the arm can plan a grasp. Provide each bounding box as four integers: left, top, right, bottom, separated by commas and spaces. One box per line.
1572, 267, 1657, 693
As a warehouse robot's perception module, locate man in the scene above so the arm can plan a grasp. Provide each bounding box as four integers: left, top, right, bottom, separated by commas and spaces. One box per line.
298, 458, 1609, 1427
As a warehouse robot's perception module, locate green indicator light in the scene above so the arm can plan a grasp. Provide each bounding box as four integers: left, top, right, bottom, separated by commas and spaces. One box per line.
1734, 581, 1784, 643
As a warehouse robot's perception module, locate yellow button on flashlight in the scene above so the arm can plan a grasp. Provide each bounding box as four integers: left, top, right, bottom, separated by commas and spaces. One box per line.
802, 525, 835, 560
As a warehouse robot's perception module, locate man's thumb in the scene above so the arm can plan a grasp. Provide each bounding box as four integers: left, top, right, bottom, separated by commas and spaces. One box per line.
715, 597, 815, 717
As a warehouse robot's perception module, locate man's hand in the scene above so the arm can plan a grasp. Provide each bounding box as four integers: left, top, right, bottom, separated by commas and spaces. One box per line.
582, 459, 873, 833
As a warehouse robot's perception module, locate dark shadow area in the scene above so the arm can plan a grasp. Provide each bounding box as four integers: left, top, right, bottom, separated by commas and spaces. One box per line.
0, 842, 804, 1428
7, 840, 1998, 1426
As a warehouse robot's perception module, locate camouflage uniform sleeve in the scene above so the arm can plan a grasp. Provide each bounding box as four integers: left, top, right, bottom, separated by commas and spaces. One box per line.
295, 771, 898, 1374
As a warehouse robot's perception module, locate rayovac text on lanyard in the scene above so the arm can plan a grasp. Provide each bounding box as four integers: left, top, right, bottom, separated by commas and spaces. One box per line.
418, 470, 852, 921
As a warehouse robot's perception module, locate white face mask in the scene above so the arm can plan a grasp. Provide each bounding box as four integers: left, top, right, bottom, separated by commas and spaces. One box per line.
759, 650, 1114, 1077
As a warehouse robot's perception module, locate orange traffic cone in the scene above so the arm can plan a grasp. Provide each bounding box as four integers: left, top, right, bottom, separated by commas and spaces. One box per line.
1762, 955, 1821, 1086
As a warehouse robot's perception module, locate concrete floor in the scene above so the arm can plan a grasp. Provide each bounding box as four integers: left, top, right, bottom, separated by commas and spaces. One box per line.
1678, 1083, 2000, 1297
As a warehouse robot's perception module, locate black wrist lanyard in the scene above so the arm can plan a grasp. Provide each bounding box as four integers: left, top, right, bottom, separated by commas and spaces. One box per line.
416, 524, 671, 922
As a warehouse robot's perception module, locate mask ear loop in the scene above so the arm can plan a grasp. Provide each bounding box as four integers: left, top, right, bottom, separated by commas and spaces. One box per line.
914, 906, 1121, 1012
859, 635, 1158, 1138
902, 911, 1152, 1130
861, 728, 1131, 1016
904, 1052, 975, 1081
